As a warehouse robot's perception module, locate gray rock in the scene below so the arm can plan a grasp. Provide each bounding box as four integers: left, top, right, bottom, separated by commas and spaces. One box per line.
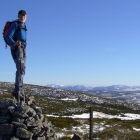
11, 117, 21, 123
47, 122, 53, 128
27, 96, 35, 106
0, 124, 14, 134
72, 133, 83, 140
11, 136, 20, 140
39, 114, 45, 122
13, 106, 29, 118
27, 108, 36, 117
29, 127, 41, 136
36, 128, 45, 137
53, 134, 57, 140
42, 120, 48, 128
16, 127, 33, 138
12, 121, 27, 129
26, 117, 42, 128
0, 94, 57, 140
0, 116, 8, 123
46, 128, 55, 138
5, 98, 16, 107
0, 101, 9, 108
13, 110, 29, 118
35, 107, 42, 115
34, 135, 46, 140
46, 137, 55, 140
15, 105, 30, 113
8, 106, 15, 114
30, 103, 36, 110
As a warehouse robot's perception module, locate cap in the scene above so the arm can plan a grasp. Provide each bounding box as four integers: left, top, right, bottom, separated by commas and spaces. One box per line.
18, 10, 27, 15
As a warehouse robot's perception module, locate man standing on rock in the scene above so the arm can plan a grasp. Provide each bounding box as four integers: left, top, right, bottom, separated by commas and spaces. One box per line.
6, 10, 27, 101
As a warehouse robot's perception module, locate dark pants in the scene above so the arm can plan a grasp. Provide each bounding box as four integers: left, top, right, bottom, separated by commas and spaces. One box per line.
11, 45, 26, 91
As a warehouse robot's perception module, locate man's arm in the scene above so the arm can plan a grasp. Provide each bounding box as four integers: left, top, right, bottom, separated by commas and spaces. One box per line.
6, 22, 18, 49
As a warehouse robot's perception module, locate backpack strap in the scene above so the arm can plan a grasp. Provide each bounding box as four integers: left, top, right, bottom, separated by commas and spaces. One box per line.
24, 24, 27, 31
13, 21, 27, 42
15, 21, 21, 35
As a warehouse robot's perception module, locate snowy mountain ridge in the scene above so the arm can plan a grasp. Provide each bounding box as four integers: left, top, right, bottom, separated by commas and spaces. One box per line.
46, 84, 140, 91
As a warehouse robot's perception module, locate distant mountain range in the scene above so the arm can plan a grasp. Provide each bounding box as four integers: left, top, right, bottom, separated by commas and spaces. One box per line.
46, 84, 140, 91
46, 84, 92, 90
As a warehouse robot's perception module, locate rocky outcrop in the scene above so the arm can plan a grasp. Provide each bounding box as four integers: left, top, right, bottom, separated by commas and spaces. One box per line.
0, 96, 57, 140
72, 133, 83, 140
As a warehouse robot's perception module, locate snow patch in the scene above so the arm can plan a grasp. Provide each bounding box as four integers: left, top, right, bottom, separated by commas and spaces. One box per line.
133, 128, 140, 131
46, 111, 140, 120
56, 133, 65, 138
60, 98, 78, 101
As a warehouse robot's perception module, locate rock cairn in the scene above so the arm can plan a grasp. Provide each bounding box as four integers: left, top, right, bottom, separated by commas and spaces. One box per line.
0, 96, 57, 140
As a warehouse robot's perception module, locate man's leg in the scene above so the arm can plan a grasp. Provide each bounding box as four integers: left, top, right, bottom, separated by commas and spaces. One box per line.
11, 48, 19, 100
20, 45, 27, 101
12, 45, 26, 100
15, 47, 23, 90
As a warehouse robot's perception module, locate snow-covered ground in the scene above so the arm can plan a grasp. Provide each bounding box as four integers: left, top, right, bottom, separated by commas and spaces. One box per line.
55, 98, 140, 120
52, 111, 140, 138
46, 111, 140, 120
73, 112, 140, 120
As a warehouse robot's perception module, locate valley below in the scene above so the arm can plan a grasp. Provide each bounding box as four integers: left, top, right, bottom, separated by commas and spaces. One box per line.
79, 90, 140, 106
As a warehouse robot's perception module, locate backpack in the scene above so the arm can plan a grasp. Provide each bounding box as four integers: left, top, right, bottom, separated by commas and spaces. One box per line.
3, 20, 27, 48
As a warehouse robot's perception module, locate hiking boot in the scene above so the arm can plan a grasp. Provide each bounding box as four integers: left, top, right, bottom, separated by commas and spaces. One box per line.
11, 90, 18, 100
11, 89, 24, 101
20, 89, 30, 101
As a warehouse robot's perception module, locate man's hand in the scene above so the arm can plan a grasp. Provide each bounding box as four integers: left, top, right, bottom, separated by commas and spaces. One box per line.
14, 40, 21, 46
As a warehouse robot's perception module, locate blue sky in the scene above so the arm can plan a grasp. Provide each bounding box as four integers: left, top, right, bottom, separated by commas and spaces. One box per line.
0, 0, 140, 86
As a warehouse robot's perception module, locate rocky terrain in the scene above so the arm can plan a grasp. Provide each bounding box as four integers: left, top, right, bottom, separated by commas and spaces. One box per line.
0, 95, 57, 140
0, 82, 140, 140
1, 82, 140, 139
0, 82, 140, 112
46, 84, 140, 106
78, 90, 140, 106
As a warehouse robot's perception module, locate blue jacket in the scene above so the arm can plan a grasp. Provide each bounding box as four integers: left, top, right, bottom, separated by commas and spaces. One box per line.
6, 19, 27, 49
